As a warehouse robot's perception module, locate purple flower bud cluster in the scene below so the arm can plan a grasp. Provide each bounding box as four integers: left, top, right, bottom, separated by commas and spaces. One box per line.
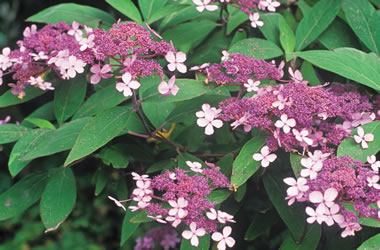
0, 20, 180, 98
134, 226, 180, 250
218, 78, 377, 153
200, 53, 282, 86
284, 155, 380, 238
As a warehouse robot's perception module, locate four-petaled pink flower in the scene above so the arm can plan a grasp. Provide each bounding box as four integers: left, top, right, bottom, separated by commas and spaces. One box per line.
186, 161, 203, 173
221, 50, 230, 61
353, 126, 374, 149
0, 47, 12, 71
260, 0, 281, 12
324, 204, 345, 226
165, 51, 187, 73
182, 222, 206, 247
341, 222, 362, 238
168, 197, 188, 218
300, 158, 322, 180
244, 79, 260, 92
367, 155, 380, 173
292, 129, 313, 146
116, 72, 141, 97
217, 211, 236, 224
23, 24, 37, 38
351, 112, 375, 127
211, 226, 235, 250
147, 214, 167, 224
190, 63, 210, 71
68, 21, 83, 37
192, 0, 218, 12
367, 175, 380, 189
61, 55, 86, 78
249, 12, 264, 28
166, 214, 183, 228
132, 172, 150, 181
79, 34, 95, 51
158, 75, 179, 97
275, 114, 296, 134
305, 206, 326, 224
272, 94, 291, 110
196, 103, 223, 135
90, 64, 113, 84
283, 177, 309, 205
132, 180, 152, 197
253, 146, 277, 167
30, 51, 48, 61
309, 188, 338, 213
133, 195, 152, 208
288, 67, 306, 83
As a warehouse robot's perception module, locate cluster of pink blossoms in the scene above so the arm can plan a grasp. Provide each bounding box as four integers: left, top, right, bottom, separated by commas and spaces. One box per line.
134, 226, 181, 250
109, 161, 236, 249
192, 0, 280, 28
192, 54, 379, 237
0, 20, 186, 98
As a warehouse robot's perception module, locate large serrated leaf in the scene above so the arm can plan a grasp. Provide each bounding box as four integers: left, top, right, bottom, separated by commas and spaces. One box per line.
8, 129, 53, 177
337, 121, 380, 162
295, 0, 342, 51
64, 106, 133, 166
229, 38, 283, 59
231, 135, 266, 187
0, 172, 49, 221
40, 168, 76, 232
23, 118, 91, 161
27, 3, 115, 28
343, 0, 380, 55
295, 48, 380, 92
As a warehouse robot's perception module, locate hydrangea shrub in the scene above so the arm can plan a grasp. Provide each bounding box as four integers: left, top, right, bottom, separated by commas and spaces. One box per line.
0, 0, 379, 249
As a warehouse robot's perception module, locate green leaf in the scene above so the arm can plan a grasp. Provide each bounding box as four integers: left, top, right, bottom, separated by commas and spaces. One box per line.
94, 167, 110, 196
159, 5, 201, 31
162, 20, 217, 52
279, 224, 321, 250
8, 129, 53, 177
226, 6, 248, 35
24, 118, 56, 130
300, 60, 321, 86
295, 0, 342, 51
54, 76, 87, 126
147, 159, 176, 174
0, 172, 49, 221
295, 48, 380, 91
206, 190, 231, 205
129, 210, 151, 223
106, 0, 142, 23
229, 38, 283, 60
64, 107, 133, 166
279, 17, 296, 57
149, 4, 186, 24
245, 209, 279, 241
120, 204, 139, 246
96, 144, 130, 169
259, 13, 282, 46
21, 101, 55, 128
0, 124, 29, 144
337, 121, 380, 162
73, 84, 129, 119
289, 153, 303, 178
138, 0, 167, 21
343, 0, 380, 55
40, 168, 76, 232
263, 170, 306, 241
22, 118, 91, 161
357, 233, 380, 250
27, 3, 115, 28
318, 18, 360, 49
231, 134, 266, 187
0, 86, 45, 108
180, 234, 210, 250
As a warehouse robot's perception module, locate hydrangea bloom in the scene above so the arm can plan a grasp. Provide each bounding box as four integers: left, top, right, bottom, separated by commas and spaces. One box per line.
196, 104, 223, 135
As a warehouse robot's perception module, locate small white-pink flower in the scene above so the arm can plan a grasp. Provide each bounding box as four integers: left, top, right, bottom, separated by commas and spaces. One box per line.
168, 197, 188, 218
211, 226, 235, 250
90, 64, 113, 84
283, 177, 309, 205
29, 51, 48, 61
190, 63, 210, 71
165, 51, 187, 73
288, 67, 305, 83
221, 50, 230, 61
182, 222, 206, 247
293, 128, 313, 146
367, 155, 380, 173
305, 206, 326, 224
353, 126, 374, 149
367, 175, 380, 189
23, 24, 37, 38
249, 12, 264, 28
132, 172, 150, 181
196, 104, 223, 135
259, 0, 280, 12
186, 161, 203, 173
68, 21, 83, 37
309, 188, 338, 213
324, 204, 344, 226
192, 0, 218, 12
166, 214, 183, 228
132, 180, 152, 197
341, 222, 362, 238
147, 214, 167, 224
275, 114, 296, 134
0, 47, 12, 71
79, 34, 95, 51
158, 75, 179, 97
61, 55, 86, 78
244, 79, 260, 92
116, 72, 141, 97
253, 146, 277, 168
217, 210, 236, 224
272, 94, 291, 110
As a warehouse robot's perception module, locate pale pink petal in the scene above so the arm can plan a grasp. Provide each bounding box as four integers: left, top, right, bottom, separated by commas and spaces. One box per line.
177, 63, 187, 73
225, 237, 235, 247
197, 118, 209, 127
158, 81, 169, 94
266, 154, 277, 162
182, 230, 192, 239
309, 191, 323, 203
205, 5, 218, 11
190, 235, 199, 246
217, 241, 227, 250
212, 232, 223, 241
205, 124, 215, 135
283, 177, 296, 186
165, 52, 175, 63
212, 119, 223, 128
253, 153, 264, 161
176, 52, 187, 63
324, 188, 338, 202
